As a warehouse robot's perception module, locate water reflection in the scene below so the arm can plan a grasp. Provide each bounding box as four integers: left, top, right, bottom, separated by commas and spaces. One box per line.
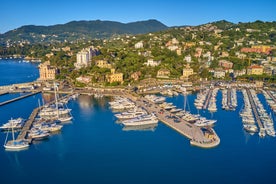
78, 95, 93, 109
122, 124, 157, 132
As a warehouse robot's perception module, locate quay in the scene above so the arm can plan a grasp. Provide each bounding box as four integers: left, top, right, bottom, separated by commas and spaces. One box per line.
203, 89, 212, 109
265, 90, 276, 102
124, 93, 220, 148
246, 89, 264, 130
16, 107, 40, 142
0, 91, 8, 96
0, 91, 41, 106
227, 89, 231, 107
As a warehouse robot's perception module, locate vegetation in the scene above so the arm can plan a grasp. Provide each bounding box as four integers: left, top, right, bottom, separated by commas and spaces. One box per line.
1, 20, 276, 86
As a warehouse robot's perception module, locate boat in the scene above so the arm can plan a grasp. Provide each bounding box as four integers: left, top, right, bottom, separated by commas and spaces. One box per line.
115, 108, 147, 120
194, 118, 216, 127
122, 114, 158, 126
28, 129, 50, 140
0, 117, 25, 131
3, 119, 29, 150
243, 124, 258, 133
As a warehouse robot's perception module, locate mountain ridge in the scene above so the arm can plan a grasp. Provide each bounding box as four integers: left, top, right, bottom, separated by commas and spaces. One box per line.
0, 19, 168, 44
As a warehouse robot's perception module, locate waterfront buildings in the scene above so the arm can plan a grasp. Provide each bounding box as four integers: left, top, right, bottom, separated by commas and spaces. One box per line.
106, 69, 123, 83
182, 64, 194, 79
38, 61, 58, 81
247, 65, 264, 75
157, 69, 170, 78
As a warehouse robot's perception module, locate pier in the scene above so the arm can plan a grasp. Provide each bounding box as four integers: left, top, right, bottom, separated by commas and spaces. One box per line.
0, 91, 41, 106
246, 89, 264, 130
124, 93, 220, 148
16, 107, 40, 142
265, 90, 276, 102
227, 89, 231, 107
14, 94, 72, 142
203, 89, 212, 109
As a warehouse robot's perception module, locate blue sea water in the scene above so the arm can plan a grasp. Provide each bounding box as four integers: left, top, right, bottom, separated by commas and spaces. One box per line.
0, 59, 276, 184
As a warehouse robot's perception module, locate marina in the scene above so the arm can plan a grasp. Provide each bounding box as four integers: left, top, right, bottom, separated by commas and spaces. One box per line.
0, 60, 276, 184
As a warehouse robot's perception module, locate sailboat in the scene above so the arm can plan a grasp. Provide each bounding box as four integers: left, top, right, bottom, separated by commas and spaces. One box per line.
54, 83, 73, 122
4, 119, 29, 150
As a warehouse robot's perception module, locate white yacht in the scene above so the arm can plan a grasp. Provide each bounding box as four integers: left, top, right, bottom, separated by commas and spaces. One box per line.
115, 109, 147, 120
0, 118, 25, 131
194, 118, 216, 127
3, 119, 29, 150
122, 114, 158, 126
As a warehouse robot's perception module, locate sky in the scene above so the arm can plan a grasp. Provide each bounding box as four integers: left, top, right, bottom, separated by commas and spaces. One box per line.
1, 0, 276, 34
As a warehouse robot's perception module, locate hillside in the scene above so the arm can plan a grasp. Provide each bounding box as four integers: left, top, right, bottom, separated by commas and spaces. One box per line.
0, 19, 168, 44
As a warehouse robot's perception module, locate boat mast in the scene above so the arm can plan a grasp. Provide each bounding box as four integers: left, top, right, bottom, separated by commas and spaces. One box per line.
54, 82, 59, 119
11, 119, 15, 142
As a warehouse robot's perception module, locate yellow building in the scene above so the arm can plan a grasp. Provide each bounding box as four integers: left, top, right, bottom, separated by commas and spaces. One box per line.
247, 65, 264, 75
96, 60, 112, 69
157, 69, 170, 78
39, 61, 58, 80
107, 69, 123, 83
182, 64, 194, 78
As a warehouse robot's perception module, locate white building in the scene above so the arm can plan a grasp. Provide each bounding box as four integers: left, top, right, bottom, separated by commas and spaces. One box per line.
184, 55, 192, 63
74, 50, 90, 69
135, 41, 143, 49
144, 59, 161, 67
213, 70, 226, 78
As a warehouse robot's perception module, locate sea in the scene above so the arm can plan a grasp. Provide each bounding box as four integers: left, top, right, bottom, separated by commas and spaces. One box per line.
0, 58, 276, 184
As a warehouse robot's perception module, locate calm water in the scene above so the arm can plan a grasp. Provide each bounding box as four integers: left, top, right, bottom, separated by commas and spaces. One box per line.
0, 59, 39, 85
0, 59, 276, 184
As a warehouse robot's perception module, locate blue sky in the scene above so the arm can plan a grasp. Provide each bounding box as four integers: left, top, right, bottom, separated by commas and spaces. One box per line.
1, 0, 275, 33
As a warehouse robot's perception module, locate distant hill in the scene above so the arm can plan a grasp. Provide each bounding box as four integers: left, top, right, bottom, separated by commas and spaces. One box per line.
0, 19, 168, 44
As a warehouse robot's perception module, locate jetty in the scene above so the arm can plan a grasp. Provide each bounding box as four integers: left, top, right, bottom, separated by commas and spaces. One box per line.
16, 107, 40, 142
203, 89, 212, 109
246, 89, 264, 130
13, 93, 72, 143
124, 93, 220, 148
0, 91, 41, 106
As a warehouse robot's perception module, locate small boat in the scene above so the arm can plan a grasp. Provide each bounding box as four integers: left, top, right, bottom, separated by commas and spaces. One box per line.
243, 124, 258, 133
28, 129, 50, 140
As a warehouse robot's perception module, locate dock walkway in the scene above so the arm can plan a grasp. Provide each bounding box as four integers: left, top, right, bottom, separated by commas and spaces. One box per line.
246, 89, 264, 130
203, 89, 212, 109
124, 93, 220, 148
0, 91, 40, 106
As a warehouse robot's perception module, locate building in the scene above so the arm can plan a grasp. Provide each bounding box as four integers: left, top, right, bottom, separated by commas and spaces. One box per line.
95, 60, 112, 69
241, 45, 271, 55
74, 46, 100, 69
76, 76, 91, 84
75, 50, 90, 69
182, 64, 194, 78
213, 69, 226, 78
135, 41, 143, 49
219, 60, 233, 69
107, 69, 123, 83
39, 61, 58, 81
255, 81, 264, 88
157, 69, 170, 78
247, 65, 264, 75
131, 71, 141, 81
184, 55, 192, 63
144, 59, 161, 67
